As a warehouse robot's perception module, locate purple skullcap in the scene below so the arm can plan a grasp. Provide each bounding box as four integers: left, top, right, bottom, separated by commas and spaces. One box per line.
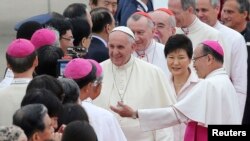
112, 26, 135, 40
87, 59, 103, 78
64, 58, 93, 79
7, 39, 35, 58
202, 40, 224, 56
31, 28, 56, 49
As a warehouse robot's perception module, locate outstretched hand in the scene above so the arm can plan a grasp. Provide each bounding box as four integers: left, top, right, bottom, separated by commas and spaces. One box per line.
110, 101, 136, 118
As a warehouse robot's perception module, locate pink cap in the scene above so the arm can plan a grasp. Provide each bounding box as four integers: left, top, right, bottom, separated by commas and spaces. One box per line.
134, 11, 152, 20
202, 40, 224, 56
7, 39, 35, 58
87, 59, 103, 78
64, 58, 93, 79
156, 8, 174, 15
31, 28, 56, 49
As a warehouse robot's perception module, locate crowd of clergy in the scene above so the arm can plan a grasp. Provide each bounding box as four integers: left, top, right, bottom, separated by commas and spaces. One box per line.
0, 0, 250, 141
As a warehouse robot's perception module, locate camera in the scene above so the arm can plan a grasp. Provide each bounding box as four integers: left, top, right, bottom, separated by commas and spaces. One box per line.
67, 46, 87, 58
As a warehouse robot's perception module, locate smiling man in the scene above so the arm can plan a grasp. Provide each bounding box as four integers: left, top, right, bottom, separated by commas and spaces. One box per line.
93, 26, 176, 141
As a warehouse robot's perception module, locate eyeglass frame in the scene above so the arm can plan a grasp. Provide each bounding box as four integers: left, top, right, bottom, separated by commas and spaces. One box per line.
61, 36, 74, 42
192, 54, 208, 62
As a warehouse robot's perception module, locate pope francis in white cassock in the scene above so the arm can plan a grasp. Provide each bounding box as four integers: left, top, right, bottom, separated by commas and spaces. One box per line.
93, 26, 176, 141
110, 40, 241, 141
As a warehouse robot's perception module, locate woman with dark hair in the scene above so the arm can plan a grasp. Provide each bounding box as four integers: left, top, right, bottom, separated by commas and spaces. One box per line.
163, 34, 201, 141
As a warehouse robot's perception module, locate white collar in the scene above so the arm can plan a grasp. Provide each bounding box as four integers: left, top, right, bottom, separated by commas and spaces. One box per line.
11, 78, 32, 84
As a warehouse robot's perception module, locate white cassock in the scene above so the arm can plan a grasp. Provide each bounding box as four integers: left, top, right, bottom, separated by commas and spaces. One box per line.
133, 39, 170, 76
214, 20, 247, 118
138, 68, 241, 133
0, 78, 31, 125
0, 68, 14, 89
168, 68, 201, 141
176, 18, 231, 80
81, 98, 127, 141
94, 56, 176, 141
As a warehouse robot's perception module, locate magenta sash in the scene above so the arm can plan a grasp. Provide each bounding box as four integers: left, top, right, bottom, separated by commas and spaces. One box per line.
184, 121, 207, 141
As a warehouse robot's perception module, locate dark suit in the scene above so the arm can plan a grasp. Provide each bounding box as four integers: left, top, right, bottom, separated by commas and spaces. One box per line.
116, 0, 153, 26
242, 22, 250, 124
87, 37, 109, 63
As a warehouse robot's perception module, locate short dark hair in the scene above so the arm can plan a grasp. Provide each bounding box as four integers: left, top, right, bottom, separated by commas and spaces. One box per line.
22, 88, 63, 118
16, 21, 42, 40
6, 51, 37, 73
91, 7, 113, 33
164, 34, 193, 59
27, 75, 64, 101
62, 120, 97, 141
69, 17, 91, 46
201, 44, 224, 63
13, 104, 47, 139
35, 45, 64, 77
58, 103, 89, 131
58, 78, 80, 104
48, 18, 73, 38
63, 3, 88, 19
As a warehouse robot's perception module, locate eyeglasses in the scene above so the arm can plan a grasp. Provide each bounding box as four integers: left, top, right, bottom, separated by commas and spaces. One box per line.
61, 37, 74, 42
192, 54, 208, 62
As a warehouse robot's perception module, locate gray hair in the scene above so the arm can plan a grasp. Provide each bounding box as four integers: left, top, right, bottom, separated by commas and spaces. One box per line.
181, 0, 196, 11
209, 0, 221, 8
168, 15, 176, 28
13, 104, 48, 139
234, 0, 250, 13
0, 125, 25, 141
127, 13, 154, 29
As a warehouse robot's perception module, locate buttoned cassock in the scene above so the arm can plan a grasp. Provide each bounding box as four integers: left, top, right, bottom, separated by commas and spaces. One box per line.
176, 18, 231, 77
94, 56, 176, 141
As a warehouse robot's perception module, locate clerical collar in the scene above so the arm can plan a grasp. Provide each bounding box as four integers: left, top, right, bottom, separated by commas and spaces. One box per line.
11, 78, 32, 84
92, 35, 107, 47
112, 56, 135, 70
181, 17, 199, 35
